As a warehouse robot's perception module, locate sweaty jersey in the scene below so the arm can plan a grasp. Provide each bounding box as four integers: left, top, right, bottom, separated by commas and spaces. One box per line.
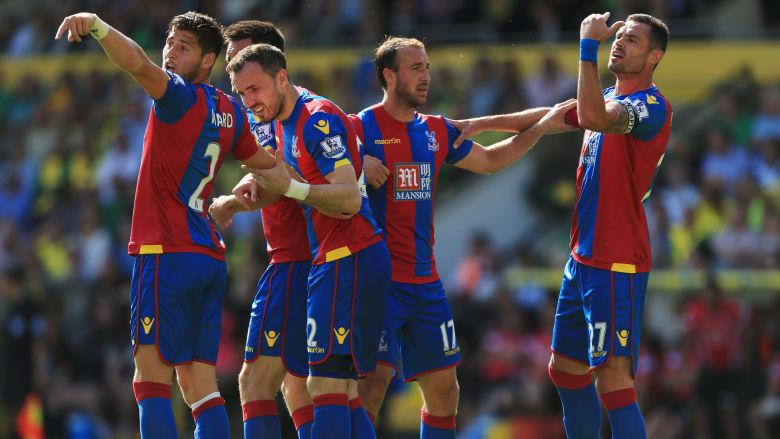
571, 85, 672, 273
129, 72, 259, 260
353, 104, 474, 284
247, 110, 311, 263
280, 89, 382, 265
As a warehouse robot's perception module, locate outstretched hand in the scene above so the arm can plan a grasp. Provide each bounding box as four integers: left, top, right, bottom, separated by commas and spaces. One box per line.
55, 13, 97, 43
232, 173, 261, 210
242, 148, 294, 195
450, 118, 480, 148
535, 99, 579, 134
209, 195, 240, 229
580, 12, 625, 42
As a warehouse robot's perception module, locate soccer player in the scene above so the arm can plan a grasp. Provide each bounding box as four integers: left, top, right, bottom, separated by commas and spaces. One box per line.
352, 36, 576, 438
547, 13, 672, 439
209, 20, 315, 439
227, 43, 392, 439
55, 12, 276, 438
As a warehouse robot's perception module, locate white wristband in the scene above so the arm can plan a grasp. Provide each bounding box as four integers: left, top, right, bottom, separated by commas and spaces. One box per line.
284, 179, 310, 201
88, 16, 110, 40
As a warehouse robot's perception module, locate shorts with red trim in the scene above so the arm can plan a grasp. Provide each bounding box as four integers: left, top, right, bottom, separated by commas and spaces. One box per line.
552, 255, 648, 373
377, 280, 462, 381
306, 241, 391, 376
244, 260, 311, 377
130, 253, 227, 365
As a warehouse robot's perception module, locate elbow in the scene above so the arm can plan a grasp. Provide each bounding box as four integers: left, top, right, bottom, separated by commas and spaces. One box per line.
342, 192, 362, 216
577, 111, 610, 132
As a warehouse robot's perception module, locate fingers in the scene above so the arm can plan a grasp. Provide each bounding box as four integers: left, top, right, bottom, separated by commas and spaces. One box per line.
55, 20, 68, 40
55, 16, 87, 43
274, 148, 284, 162
603, 12, 611, 21
558, 99, 578, 111
609, 20, 626, 35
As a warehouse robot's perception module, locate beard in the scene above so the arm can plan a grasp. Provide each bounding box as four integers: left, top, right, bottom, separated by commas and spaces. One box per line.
258, 89, 285, 123
176, 62, 202, 83
395, 83, 427, 109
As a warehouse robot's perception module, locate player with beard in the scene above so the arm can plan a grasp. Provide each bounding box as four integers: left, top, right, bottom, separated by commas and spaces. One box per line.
352, 36, 576, 438
227, 44, 392, 438
55, 11, 275, 439
208, 21, 318, 439
547, 13, 671, 439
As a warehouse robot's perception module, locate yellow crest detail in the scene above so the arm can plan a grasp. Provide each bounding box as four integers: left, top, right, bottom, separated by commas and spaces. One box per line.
314, 119, 330, 135
616, 330, 629, 347
264, 330, 280, 348
646, 94, 658, 105
334, 327, 350, 345
142, 317, 155, 335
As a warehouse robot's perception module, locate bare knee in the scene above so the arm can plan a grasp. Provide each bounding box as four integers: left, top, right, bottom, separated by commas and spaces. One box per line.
594, 356, 634, 394
175, 362, 218, 406
133, 345, 174, 384
239, 358, 286, 403
358, 366, 393, 416
548, 352, 590, 375
418, 368, 460, 416
281, 374, 312, 412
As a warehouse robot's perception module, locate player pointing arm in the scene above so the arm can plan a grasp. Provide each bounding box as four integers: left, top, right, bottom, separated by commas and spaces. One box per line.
55, 12, 275, 171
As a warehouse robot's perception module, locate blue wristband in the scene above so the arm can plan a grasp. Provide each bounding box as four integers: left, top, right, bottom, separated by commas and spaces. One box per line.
580, 39, 600, 63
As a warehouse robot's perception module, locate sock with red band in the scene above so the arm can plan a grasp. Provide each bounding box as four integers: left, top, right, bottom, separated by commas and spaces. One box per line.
292, 404, 314, 439
242, 399, 280, 438
420, 409, 456, 439
312, 394, 350, 439
133, 381, 177, 439
548, 367, 601, 439
601, 388, 646, 439
191, 392, 229, 439
349, 398, 376, 439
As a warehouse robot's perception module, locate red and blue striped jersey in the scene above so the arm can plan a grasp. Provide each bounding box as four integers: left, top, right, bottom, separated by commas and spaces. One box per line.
571, 85, 672, 273
352, 104, 474, 284
280, 89, 382, 265
247, 110, 311, 264
128, 72, 259, 260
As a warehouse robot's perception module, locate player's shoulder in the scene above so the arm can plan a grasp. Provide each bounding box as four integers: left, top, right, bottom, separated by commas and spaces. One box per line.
623, 85, 669, 108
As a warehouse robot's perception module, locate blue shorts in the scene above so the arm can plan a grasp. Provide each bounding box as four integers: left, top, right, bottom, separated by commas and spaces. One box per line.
307, 241, 391, 376
130, 253, 227, 365
551, 255, 648, 373
244, 260, 311, 377
377, 280, 462, 381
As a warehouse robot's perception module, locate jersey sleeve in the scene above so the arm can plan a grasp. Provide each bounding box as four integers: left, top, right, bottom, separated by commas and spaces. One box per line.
249, 110, 278, 151
302, 111, 354, 176
443, 118, 474, 164
232, 106, 261, 161
617, 91, 669, 141
153, 71, 198, 124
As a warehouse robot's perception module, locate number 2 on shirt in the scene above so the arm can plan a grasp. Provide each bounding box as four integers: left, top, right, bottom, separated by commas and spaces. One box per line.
188, 142, 221, 212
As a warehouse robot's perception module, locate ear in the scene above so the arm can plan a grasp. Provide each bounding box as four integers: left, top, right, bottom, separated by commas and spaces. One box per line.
201, 52, 217, 71
277, 69, 289, 87
649, 49, 664, 66
383, 67, 395, 86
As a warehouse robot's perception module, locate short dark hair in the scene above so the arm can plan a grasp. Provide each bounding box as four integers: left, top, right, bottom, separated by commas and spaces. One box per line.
226, 43, 287, 77
627, 13, 669, 52
168, 11, 224, 59
374, 36, 425, 89
224, 20, 285, 52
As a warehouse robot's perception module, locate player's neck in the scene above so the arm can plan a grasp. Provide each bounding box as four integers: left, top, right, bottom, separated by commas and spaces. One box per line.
277, 84, 301, 122
614, 74, 653, 96
381, 93, 416, 123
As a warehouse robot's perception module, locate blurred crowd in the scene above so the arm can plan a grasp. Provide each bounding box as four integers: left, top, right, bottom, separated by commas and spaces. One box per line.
3, 0, 780, 55
1, 4, 780, 438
